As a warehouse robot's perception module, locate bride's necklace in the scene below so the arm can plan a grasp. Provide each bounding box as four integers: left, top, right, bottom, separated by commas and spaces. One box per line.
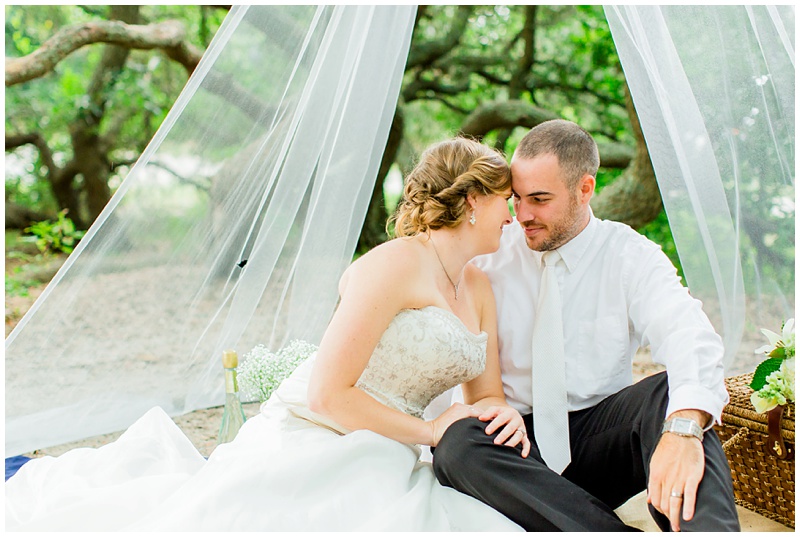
430, 236, 462, 300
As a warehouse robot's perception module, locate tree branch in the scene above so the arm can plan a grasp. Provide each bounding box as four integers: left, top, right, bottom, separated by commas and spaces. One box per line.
414, 95, 472, 115
475, 69, 509, 86
406, 6, 473, 69
5, 133, 57, 174
459, 100, 634, 167
6, 13, 270, 123
161, 40, 204, 73
402, 75, 470, 102
528, 78, 625, 109
6, 201, 51, 228
202, 70, 274, 120
595, 142, 635, 169
109, 157, 138, 171
5, 133, 40, 150
435, 53, 505, 70
6, 19, 195, 86
148, 160, 212, 191
459, 100, 560, 138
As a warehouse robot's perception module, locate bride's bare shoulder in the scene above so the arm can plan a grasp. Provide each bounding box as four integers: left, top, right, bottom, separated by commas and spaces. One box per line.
339, 236, 426, 295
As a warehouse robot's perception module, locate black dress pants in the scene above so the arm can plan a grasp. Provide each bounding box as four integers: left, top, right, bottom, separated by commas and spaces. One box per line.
432, 372, 740, 531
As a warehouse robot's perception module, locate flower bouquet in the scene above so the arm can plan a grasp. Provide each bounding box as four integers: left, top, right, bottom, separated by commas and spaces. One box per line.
750, 319, 795, 414
238, 339, 318, 403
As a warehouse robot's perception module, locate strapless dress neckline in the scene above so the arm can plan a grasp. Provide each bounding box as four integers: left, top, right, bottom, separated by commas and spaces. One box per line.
406, 305, 488, 340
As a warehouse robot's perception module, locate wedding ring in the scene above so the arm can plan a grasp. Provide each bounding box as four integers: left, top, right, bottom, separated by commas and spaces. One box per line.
670, 491, 684, 499
516, 428, 526, 436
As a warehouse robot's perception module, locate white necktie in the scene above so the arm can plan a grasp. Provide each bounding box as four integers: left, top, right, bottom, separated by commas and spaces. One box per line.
531, 250, 571, 474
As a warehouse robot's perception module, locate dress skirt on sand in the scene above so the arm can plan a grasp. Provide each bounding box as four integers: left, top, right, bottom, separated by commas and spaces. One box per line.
5, 307, 523, 531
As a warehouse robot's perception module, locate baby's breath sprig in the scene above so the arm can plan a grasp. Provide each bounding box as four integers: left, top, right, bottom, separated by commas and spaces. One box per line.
238, 340, 318, 403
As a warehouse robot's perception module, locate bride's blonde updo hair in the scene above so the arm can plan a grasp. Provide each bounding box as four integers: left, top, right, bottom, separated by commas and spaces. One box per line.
390, 137, 511, 237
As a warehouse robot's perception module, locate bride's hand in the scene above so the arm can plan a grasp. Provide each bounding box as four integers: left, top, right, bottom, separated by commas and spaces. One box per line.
478, 406, 531, 458
428, 403, 483, 447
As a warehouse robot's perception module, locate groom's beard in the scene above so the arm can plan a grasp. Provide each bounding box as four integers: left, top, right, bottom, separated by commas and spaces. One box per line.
520, 195, 582, 252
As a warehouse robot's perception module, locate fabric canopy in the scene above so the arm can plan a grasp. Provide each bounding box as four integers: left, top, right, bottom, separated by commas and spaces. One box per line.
6, 5, 794, 457
5, 5, 416, 457
606, 5, 795, 373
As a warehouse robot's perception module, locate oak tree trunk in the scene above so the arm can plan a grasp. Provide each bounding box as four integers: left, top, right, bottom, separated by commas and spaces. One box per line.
590, 84, 662, 229
356, 108, 405, 254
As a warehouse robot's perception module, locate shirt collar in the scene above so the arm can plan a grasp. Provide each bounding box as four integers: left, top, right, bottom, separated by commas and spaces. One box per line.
534, 209, 598, 273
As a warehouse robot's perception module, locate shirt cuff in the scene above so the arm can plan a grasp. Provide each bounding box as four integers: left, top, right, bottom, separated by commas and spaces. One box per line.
665, 383, 729, 428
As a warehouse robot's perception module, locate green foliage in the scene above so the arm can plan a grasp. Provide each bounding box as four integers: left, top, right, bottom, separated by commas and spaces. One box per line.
638, 209, 684, 282
533, 5, 628, 143
4, 231, 59, 298
4, 5, 226, 219
6, 5, 680, 263
750, 357, 785, 392
5, 150, 59, 213
5, 260, 40, 298
23, 210, 86, 254
403, 5, 629, 159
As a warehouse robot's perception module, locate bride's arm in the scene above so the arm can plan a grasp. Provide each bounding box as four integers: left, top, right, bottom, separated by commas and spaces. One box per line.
306, 242, 479, 446
461, 266, 530, 456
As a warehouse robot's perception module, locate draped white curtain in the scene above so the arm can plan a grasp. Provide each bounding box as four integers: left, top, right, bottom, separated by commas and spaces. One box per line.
606, 5, 795, 373
5, 5, 416, 457
7, 5, 794, 458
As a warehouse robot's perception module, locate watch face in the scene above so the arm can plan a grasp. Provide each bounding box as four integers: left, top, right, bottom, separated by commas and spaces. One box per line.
672, 420, 693, 434
664, 418, 702, 439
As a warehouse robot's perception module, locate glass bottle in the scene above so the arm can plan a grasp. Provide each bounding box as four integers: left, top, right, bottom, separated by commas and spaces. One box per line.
218, 349, 246, 445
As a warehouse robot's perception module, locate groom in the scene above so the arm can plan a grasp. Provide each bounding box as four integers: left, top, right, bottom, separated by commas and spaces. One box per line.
432, 120, 739, 531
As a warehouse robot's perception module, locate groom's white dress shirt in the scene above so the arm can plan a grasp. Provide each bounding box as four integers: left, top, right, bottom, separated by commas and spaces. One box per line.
473, 213, 729, 424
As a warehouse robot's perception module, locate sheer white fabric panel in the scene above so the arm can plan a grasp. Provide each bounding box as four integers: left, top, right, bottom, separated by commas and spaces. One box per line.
5, 5, 416, 456
606, 6, 794, 373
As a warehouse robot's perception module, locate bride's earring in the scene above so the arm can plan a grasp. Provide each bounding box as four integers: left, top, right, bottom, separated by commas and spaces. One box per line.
469, 210, 476, 225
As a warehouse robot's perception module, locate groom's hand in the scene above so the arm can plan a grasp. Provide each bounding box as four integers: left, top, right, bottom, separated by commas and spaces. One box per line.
647, 409, 708, 532
478, 406, 531, 458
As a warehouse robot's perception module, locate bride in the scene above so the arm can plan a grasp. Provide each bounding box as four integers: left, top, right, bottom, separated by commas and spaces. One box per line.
6, 137, 528, 531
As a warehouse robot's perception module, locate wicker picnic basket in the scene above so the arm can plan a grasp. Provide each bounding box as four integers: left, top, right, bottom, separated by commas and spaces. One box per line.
714, 373, 795, 528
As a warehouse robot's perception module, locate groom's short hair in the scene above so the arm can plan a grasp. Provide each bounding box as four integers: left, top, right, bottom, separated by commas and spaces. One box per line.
515, 119, 600, 189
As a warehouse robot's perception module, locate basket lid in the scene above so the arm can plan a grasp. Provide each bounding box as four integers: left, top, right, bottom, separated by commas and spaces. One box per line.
723, 373, 795, 440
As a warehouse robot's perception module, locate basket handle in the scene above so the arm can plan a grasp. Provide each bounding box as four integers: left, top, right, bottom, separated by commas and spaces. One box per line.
767, 405, 791, 460
721, 427, 749, 454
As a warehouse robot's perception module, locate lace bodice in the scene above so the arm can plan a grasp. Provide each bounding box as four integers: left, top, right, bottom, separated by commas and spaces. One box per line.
355, 306, 488, 418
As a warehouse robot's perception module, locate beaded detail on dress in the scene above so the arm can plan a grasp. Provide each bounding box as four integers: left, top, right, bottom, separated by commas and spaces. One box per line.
355, 306, 487, 418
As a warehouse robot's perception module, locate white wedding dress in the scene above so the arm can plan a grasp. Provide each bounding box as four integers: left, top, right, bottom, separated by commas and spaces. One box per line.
5, 306, 523, 531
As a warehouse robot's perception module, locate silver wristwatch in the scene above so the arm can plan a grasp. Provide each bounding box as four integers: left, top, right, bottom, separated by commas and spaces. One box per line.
661, 417, 704, 441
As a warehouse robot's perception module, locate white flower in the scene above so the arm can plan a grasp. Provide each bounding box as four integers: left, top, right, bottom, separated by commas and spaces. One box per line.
750, 391, 784, 414
783, 319, 795, 355
780, 357, 795, 402
750, 357, 795, 413
276, 339, 319, 365
754, 318, 795, 357
238, 340, 318, 403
